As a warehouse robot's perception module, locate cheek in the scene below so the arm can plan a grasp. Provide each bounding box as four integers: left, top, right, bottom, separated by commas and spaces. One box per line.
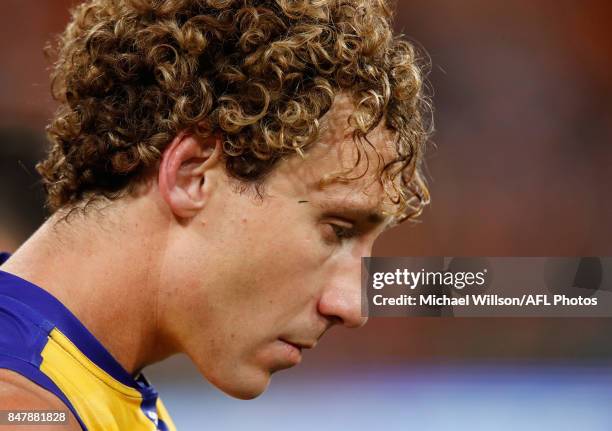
229, 205, 327, 285
175, 194, 330, 348
213, 220, 328, 340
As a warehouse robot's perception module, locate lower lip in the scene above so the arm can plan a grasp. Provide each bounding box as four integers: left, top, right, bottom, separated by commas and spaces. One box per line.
279, 340, 302, 365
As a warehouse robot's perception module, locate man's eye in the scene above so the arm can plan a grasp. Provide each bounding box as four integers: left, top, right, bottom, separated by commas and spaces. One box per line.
330, 223, 355, 240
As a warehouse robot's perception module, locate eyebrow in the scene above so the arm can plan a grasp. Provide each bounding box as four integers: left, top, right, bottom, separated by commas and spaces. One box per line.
316, 198, 391, 227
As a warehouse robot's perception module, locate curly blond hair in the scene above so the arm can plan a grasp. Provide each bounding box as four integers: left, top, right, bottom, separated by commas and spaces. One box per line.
39, 0, 432, 220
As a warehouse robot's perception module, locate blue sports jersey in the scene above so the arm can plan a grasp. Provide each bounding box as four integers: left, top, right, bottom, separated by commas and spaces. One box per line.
0, 252, 176, 430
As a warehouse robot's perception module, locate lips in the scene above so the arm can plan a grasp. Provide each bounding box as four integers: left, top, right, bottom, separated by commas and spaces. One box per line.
279, 339, 315, 350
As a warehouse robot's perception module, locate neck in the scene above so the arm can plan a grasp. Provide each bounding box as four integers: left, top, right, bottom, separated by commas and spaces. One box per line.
0, 198, 176, 376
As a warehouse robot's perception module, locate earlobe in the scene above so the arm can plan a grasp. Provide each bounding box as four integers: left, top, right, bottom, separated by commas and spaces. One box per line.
158, 132, 221, 219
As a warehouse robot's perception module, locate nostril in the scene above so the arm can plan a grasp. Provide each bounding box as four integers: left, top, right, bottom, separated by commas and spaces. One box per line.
328, 315, 343, 326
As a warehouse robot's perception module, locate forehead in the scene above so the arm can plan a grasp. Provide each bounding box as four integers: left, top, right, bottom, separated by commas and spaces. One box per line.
269, 94, 399, 213
316, 95, 398, 164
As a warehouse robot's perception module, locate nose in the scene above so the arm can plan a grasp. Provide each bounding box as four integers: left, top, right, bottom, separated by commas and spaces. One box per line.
317, 254, 369, 329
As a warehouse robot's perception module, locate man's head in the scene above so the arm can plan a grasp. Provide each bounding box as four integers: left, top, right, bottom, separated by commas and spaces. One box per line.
37, 0, 431, 398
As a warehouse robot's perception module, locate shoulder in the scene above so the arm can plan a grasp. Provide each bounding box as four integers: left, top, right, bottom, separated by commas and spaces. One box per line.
0, 369, 82, 430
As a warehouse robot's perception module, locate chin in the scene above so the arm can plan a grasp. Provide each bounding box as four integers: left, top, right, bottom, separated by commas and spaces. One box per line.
227, 384, 268, 400
198, 363, 272, 400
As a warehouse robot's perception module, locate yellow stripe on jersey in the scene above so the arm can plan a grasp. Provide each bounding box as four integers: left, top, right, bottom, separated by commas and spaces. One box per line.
40, 328, 176, 431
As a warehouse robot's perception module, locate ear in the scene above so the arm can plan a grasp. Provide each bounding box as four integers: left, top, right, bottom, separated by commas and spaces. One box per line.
158, 132, 222, 219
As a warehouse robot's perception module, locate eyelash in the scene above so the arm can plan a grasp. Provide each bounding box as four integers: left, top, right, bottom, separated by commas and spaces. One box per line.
329, 223, 356, 241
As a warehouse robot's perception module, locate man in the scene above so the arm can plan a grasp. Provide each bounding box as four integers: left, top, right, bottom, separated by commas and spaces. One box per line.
0, 0, 430, 429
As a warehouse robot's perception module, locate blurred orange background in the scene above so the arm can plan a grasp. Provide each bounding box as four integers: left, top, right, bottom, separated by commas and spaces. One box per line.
2, 0, 610, 363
